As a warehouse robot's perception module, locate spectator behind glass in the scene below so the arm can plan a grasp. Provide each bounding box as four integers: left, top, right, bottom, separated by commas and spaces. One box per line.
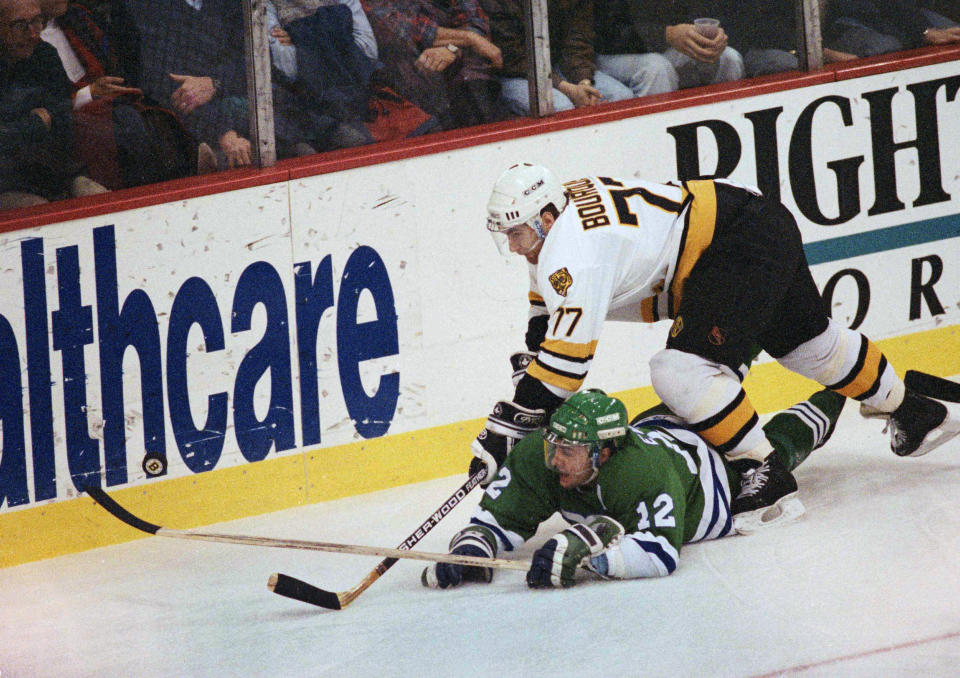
480, 0, 634, 115
361, 0, 508, 130
39, 0, 217, 188
721, 0, 801, 77
823, 0, 960, 62
264, 0, 375, 156
273, 0, 377, 62
594, 1, 679, 98
923, 0, 959, 24
0, 0, 107, 209
626, 0, 745, 89
124, 0, 252, 169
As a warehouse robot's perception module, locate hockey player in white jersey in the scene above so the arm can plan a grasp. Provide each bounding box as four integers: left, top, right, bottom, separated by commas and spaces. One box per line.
469, 163, 958, 534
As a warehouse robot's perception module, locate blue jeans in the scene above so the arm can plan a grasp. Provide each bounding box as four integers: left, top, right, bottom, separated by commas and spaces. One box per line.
829, 18, 903, 56
497, 69, 634, 116
595, 52, 678, 97
743, 48, 799, 78
663, 46, 744, 89
829, 11, 957, 57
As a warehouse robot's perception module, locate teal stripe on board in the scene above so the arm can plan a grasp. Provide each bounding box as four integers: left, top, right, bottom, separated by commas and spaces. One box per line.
804, 214, 960, 266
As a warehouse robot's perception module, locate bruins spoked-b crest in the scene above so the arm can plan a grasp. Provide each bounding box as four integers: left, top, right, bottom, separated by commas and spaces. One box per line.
549, 267, 573, 296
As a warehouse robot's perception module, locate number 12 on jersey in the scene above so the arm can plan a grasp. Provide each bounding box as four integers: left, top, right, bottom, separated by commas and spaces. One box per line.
636, 493, 676, 530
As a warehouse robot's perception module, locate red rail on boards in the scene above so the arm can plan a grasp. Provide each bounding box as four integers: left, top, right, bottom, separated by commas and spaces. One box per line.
1, 44, 957, 234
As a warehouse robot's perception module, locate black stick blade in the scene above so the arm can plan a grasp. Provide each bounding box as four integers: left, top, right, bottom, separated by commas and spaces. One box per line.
268, 573, 342, 610
85, 486, 163, 535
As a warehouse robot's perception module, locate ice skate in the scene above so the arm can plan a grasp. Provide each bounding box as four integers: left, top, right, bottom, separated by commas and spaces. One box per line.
731, 454, 805, 535
861, 389, 960, 457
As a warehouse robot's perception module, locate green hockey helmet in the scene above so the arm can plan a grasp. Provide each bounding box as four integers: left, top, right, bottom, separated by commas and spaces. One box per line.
544, 389, 629, 476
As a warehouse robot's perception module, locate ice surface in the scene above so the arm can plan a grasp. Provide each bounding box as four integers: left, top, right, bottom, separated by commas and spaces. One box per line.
2, 406, 960, 678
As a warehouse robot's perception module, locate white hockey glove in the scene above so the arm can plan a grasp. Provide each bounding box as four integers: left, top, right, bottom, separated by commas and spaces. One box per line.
510, 351, 537, 387
469, 400, 545, 486
421, 525, 498, 589
527, 516, 624, 589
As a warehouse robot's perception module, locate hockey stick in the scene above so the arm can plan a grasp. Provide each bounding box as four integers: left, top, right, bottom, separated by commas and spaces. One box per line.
905, 370, 960, 403
85, 485, 527, 571
269, 469, 487, 610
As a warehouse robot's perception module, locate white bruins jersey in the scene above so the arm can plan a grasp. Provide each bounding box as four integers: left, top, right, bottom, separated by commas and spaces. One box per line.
526, 176, 732, 399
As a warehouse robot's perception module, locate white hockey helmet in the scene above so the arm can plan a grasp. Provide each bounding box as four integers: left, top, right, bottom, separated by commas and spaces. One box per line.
486, 163, 567, 253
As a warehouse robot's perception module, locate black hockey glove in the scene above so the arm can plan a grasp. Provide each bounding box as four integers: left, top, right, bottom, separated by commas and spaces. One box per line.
527, 516, 624, 589
469, 400, 545, 486
421, 525, 498, 589
510, 351, 537, 387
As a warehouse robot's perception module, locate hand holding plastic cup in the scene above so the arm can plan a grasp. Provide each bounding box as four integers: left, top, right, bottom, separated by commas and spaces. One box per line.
694, 17, 720, 38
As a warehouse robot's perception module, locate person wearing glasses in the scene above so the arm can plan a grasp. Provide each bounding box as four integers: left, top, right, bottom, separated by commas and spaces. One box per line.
0, 0, 106, 208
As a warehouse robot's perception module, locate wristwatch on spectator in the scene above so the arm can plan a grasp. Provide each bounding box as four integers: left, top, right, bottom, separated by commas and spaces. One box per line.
212, 78, 223, 96
446, 43, 459, 54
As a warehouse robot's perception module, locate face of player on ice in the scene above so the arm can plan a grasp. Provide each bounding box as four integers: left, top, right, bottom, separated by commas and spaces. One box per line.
544, 438, 611, 489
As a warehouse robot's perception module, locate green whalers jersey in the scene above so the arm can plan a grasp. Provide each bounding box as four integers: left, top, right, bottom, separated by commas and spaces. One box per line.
473, 418, 740, 576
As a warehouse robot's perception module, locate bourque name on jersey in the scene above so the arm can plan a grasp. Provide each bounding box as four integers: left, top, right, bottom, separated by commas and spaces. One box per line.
564, 178, 610, 229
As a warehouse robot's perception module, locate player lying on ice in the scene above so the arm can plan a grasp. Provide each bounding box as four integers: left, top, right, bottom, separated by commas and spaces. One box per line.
469, 163, 960, 534
424, 388, 855, 590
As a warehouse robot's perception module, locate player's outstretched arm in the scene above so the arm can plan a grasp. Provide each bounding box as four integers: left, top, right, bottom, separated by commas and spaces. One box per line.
527, 516, 625, 588
421, 525, 499, 589
589, 527, 681, 579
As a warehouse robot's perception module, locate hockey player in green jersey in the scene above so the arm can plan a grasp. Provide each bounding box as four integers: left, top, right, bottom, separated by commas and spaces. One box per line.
468, 163, 959, 535
424, 388, 845, 590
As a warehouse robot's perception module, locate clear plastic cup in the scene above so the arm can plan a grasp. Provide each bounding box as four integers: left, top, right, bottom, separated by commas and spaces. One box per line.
694, 17, 720, 38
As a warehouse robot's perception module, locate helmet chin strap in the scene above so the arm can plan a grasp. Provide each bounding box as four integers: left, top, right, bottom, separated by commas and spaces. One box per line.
531, 216, 547, 240
579, 467, 599, 487
574, 443, 604, 486
579, 440, 616, 486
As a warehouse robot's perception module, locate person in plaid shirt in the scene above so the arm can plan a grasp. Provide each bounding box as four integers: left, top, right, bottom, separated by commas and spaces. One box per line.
361, 0, 506, 129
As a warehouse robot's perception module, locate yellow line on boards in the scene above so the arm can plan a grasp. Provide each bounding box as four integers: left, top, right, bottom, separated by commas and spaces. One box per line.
2, 324, 958, 567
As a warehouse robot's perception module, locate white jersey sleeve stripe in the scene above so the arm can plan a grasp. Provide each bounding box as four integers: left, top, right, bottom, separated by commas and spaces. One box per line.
469, 511, 525, 553
633, 418, 734, 542
678, 426, 733, 542
617, 532, 679, 577
701, 446, 734, 541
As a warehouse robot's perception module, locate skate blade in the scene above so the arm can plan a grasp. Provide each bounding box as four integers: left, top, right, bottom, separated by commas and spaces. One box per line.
904, 417, 960, 457
734, 493, 805, 535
